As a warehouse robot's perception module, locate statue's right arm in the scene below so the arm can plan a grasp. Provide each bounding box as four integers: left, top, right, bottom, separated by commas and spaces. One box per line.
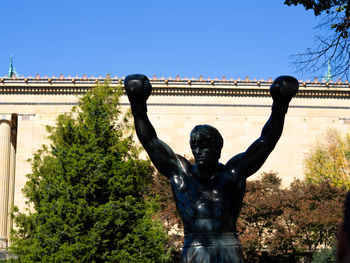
133, 112, 180, 178
124, 74, 180, 178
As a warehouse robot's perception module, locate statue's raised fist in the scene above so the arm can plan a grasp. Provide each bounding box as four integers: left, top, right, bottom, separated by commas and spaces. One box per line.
124, 74, 152, 105
270, 76, 299, 103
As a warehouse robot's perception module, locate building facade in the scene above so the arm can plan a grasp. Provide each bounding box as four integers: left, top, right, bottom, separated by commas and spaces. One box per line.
0, 75, 350, 248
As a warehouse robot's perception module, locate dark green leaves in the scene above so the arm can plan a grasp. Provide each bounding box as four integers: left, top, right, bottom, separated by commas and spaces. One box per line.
10, 78, 170, 262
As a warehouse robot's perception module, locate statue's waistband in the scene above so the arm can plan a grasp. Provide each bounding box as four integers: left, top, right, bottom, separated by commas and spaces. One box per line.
183, 232, 241, 247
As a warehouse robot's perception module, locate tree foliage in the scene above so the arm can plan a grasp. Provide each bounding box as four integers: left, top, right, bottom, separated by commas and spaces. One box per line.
9, 79, 170, 262
312, 246, 336, 263
304, 128, 350, 189
238, 172, 346, 262
284, 0, 350, 79
149, 171, 183, 262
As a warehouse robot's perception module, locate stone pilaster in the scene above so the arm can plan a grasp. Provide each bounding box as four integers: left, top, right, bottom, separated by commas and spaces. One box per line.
0, 115, 12, 248
7, 127, 16, 240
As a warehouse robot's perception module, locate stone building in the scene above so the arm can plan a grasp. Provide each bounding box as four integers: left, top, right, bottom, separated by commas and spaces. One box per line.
0, 74, 349, 249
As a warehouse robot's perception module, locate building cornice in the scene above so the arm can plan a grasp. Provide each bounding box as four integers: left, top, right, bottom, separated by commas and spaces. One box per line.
0, 77, 349, 99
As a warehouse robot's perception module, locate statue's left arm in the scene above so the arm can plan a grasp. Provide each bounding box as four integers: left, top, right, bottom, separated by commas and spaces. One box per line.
227, 76, 299, 178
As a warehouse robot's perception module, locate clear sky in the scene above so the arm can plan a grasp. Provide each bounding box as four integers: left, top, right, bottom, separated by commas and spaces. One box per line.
1, 1, 323, 80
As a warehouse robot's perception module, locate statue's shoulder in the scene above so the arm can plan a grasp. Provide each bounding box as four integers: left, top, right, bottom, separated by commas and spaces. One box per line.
225, 153, 244, 170
175, 154, 192, 173
168, 155, 192, 191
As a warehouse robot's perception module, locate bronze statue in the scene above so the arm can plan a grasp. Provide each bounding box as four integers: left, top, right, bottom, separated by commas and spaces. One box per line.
125, 74, 299, 263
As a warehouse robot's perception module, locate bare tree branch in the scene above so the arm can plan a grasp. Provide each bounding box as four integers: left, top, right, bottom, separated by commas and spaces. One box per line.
285, 1, 350, 80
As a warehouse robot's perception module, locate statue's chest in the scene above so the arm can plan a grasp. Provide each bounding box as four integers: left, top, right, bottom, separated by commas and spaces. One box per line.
195, 182, 222, 202
171, 173, 236, 217
194, 187, 222, 216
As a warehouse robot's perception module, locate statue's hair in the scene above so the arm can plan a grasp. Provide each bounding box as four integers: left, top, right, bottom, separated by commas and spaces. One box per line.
190, 124, 223, 151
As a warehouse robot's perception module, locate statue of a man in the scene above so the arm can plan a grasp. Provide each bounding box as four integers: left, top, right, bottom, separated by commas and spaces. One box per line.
125, 74, 299, 263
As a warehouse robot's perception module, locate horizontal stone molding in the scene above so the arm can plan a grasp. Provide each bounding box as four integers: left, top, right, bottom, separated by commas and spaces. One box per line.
0, 78, 349, 99
1, 102, 350, 110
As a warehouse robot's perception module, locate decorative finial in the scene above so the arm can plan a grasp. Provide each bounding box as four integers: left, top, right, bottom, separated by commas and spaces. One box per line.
8, 55, 19, 78
322, 60, 332, 82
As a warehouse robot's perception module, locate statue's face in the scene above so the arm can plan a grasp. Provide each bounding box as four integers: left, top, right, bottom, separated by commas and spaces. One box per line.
190, 132, 221, 168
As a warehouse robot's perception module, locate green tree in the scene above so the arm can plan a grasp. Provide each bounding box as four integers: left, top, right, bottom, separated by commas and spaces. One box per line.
312, 246, 336, 263
9, 79, 170, 262
304, 128, 350, 189
284, 0, 350, 79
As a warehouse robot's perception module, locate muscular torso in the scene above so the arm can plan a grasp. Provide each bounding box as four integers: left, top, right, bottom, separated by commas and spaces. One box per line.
170, 159, 246, 234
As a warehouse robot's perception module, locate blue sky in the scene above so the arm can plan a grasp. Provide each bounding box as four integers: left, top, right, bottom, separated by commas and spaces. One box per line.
1, 1, 322, 80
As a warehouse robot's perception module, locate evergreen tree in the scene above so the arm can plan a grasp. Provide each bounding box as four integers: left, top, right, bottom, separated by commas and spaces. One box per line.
9, 79, 170, 262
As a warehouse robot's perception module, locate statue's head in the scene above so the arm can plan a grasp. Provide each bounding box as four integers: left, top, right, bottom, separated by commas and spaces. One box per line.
190, 125, 223, 168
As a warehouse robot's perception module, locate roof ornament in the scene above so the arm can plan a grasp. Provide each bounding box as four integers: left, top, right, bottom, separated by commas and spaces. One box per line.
322, 60, 332, 82
8, 55, 19, 78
